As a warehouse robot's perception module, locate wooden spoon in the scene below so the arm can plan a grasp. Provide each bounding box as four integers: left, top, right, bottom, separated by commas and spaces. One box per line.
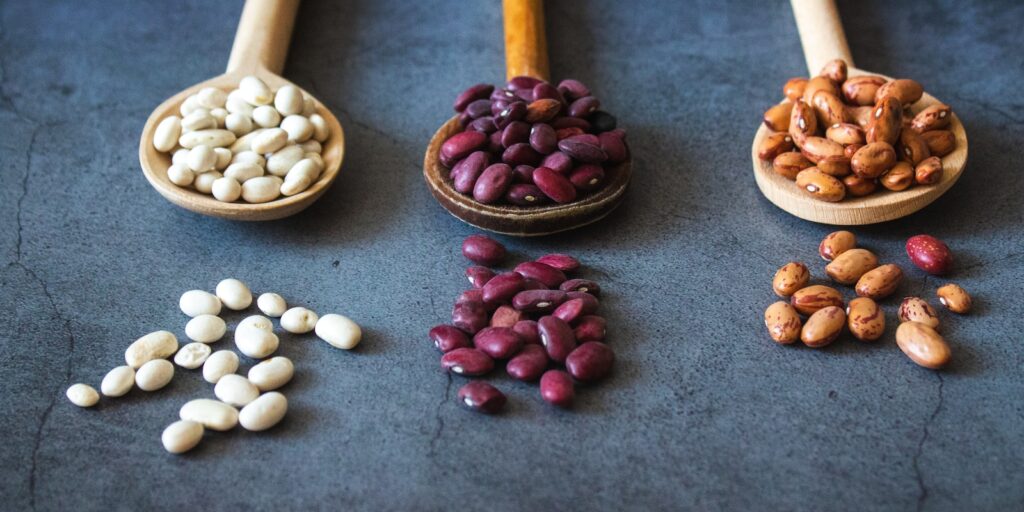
422, 0, 632, 236
751, 0, 967, 225
139, 0, 345, 221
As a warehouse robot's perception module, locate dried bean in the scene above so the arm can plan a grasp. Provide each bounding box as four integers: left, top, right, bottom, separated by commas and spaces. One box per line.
557, 79, 590, 100
525, 98, 562, 123
825, 248, 878, 285
842, 75, 886, 106
895, 322, 950, 369
515, 261, 567, 288
529, 123, 557, 154
819, 59, 847, 83
819, 230, 856, 261
541, 152, 573, 174
508, 76, 542, 91
875, 79, 923, 105
899, 129, 931, 165
905, 235, 952, 275
494, 101, 526, 129
473, 163, 514, 204
481, 272, 526, 304
855, 264, 903, 300
430, 325, 472, 353
536, 254, 580, 272
599, 130, 628, 164
491, 305, 525, 327
454, 84, 494, 112
772, 262, 810, 297
936, 284, 971, 314
843, 175, 877, 196
914, 156, 943, 185
533, 167, 577, 203
441, 348, 494, 376
764, 301, 801, 344
501, 121, 530, 147
540, 370, 574, 407
784, 78, 808, 101
898, 297, 940, 329
772, 151, 813, 180
512, 289, 567, 313
880, 161, 915, 191
466, 266, 495, 288
921, 130, 955, 157
538, 315, 576, 363
568, 96, 600, 118
795, 168, 845, 202
565, 342, 614, 382
589, 111, 617, 132
911, 104, 951, 133
506, 344, 548, 381
800, 306, 846, 348
441, 131, 487, 165
790, 285, 844, 315
458, 382, 506, 414
452, 301, 489, 334
474, 327, 524, 359
465, 99, 492, 119
763, 102, 793, 131
846, 297, 885, 341
553, 298, 596, 324
506, 184, 549, 206
462, 235, 506, 265
557, 135, 608, 163
513, 320, 541, 344
573, 315, 606, 342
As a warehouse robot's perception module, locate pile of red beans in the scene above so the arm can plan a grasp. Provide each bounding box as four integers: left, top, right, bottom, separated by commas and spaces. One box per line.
439, 77, 629, 206
429, 234, 615, 414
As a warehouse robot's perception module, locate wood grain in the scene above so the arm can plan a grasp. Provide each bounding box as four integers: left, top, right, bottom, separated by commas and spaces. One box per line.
791, 0, 853, 74
503, 0, 549, 81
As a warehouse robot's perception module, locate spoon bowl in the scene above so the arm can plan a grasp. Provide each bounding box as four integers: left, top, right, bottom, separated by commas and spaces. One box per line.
138, 0, 345, 221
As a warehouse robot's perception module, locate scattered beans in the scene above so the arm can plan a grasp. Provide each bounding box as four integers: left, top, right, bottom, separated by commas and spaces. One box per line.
764, 301, 802, 344
761, 59, 957, 201
256, 292, 287, 317
125, 330, 179, 369
203, 350, 240, 384
174, 342, 213, 369
152, 76, 328, 202
136, 359, 175, 391
458, 381, 507, 414
895, 322, 951, 369
281, 307, 318, 334
846, 297, 885, 341
906, 234, 953, 275
248, 356, 294, 391
540, 370, 575, 407
315, 314, 362, 350
898, 297, 940, 329
101, 366, 135, 397
66, 383, 99, 407
239, 392, 288, 431
214, 374, 260, 407
825, 248, 878, 285
162, 420, 204, 454
936, 284, 972, 314
185, 314, 227, 343
772, 262, 810, 297
180, 398, 239, 431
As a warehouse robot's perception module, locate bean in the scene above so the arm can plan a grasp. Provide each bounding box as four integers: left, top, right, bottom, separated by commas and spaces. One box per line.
764, 301, 801, 344
214, 374, 259, 407
846, 297, 885, 341
538, 315, 576, 363
467, 116, 496, 133
452, 300, 489, 334
842, 75, 886, 106
239, 75, 273, 105
210, 176, 240, 202
525, 98, 562, 123
180, 398, 239, 432
800, 136, 844, 164
441, 347, 494, 376
529, 123, 557, 154
154, 116, 182, 152
850, 142, 896, 179
464, 266, 494, 289
532, 167, 577, 203
569, 164, 606, 191
795, 168, 845, 202
789, 100, 817, 142
560, 278, 600, 296
224, 162, 264, 184
899, 129, 931, 165
512, 289, 567, 313
506, 184, 549, 206
136, 359, 175, 391
819, 231, 856, 261
214, 278, 252, 310
479, 271, 524, 304
239, 314, 273, 332
855, 264, 903, 300
802, 76, 839, 105
566, 342, 614, 382
513, 262, 565, 288
248, 356, 295, 391
552, 298, 596, 324
162, 420, 204, 454
800, 306, 846, 348
566, 291, 599, 311
532, 82, 563, 102
541, 151, 573, 174
256, 292, 287, 317
501, 142, 541, 167
182, 314, 226, 343
880, 161, 915, 191
508, 76, 542, 91
505, 344, 548, 381
536, 254, 580, 272
911, 104, 952, 133
309, 113, 329, 142
167, 164, 195, 186
895, 322, 951, 369
811, 90, 847, 127
458, 382, 506, 414
557, 79, 590, 100
905, 234, 954, 276
101, 366, 135, 397
179, 129, 236, 149
462, 234, 506, 265
568, 96, 599, 118
451, 151, 490, 194
573, 315, 606, 342
266, 144, 304, 176
455, 84, 494, 112
936, 284, 971, 314
783, 77, 808, 101
474, 327, 524, 359
866, 96, 902, 146
441, 131, 487, 165
473, 163, 514, 204
125, 331, 179, 369
763, 102, 793, 131
315, 314, 362, 350
182, 109, 216, 132
790, 285, 844, 315
772, 262, 810, 297
494, 102, 526, 129
66, 383, 99, 407
193, 171, 222, 194
599, 130, 628, 164
489, 305, 523, 328
557, 135, 607, 163
179, 290, 222, 317
921, 130, 955, 157
501, 121, 530, 147
512, 164, 535, 183
540, 370, 574, 407
281, 307, 318, 334
825, 248, 879, 285
898, 297, 940, 329
234, 326, 279, 359
876, 79, 923, 105
914, 156, 943, 185
202, 350, 239, 384
174, 342, 212, 369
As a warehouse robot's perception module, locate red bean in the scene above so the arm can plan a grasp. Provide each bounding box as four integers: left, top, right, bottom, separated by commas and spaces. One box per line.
454, 84, 494, 112
452, 301, 488, 334
487, 129, 503, 153
514, 261, 567, 288
441, 131, 487, 165
556, 127, 585, 140
473, 163, 513, 204
557, 79, 590, 100
533, 167, 577, 203
540, 370, 575, 407
569, 164, 605, 191
429, 325, 472, 353
906, 234, 953, 275
456, 288, 483, 305
502, 142, 542, 166
568, 96, 600, 118
565, 342, 614, 382
512, 289, 567, 313
465, 99, 492, 119
512, 320, 540, 344
540, 152, 572, 174
536, 254, 580, 272
560, 278, 600, 296
450, 151, 490, 194
532, 82, 563, 102
506, 344, 548, 381
462, 235, 506, 266
458, 381, 506, 414
538, 316, 576, 363
553, 297, 596, 324
529, 123, 557, 154
506, 184, 549, 206
465, 266, 495, 288
599, 130, 628, 164
490, 305, 525, 328
494, 102, 526, 129
501, 121, 530, 148
565, 291, 599, 312
481, 272, 526, 304
507, 76, 542, 91
466, 116, 497, 133
473, 327, 524, 359
490, 88, 516, 102
512, 164, 535, 184
513, 88, 534, 102
551, 117, 591, 131
441, 348, 494, 376
558, 135, 608, 163
573, 315, 607, 342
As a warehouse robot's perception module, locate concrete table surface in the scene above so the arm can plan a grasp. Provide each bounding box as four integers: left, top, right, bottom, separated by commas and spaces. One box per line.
2, 1, 1022, 510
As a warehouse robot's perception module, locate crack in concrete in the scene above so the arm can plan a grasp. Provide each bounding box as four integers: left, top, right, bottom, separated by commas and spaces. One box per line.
14, 125, 44, 262
912, 372, 944, 512
428, 372, 452, 461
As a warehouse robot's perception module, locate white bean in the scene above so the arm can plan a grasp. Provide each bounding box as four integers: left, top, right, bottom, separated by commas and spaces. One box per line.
231, 150, 265, 168
179, 290, 222, 317
225, 112, 253, 136
171, 148, 189, 166
193, 171, 222, 194
167, 164, 195, 187
179, 94, 201, 116
315, 314, 362, 350
100, 366, 135, 397
251, 128, 287, 153
266, 144, 304, 176
248, 356, 294, 391
125, 330, 179, 369
238, 392, 287, 431
309, 113, 329, 142
179, 129, 236, 149
179, 398, 238, 431
281, 115, 313, 142
239, 76, 273, 106
223, 162, 264, 184
185, 314, 227, 343
203, 350, 239, 384
230, 128, 264, 153
302, 96, 316, 117
281, 307, 318, 334
280, 160, 319, 196
186, 145, 217, 173
214, 374, 260, 407
299, 140, 321, 154
274, 85, 304, 116
226, 89, 255, 116
212, 176, 242, 202
238, 314, 274, 332
304, 152, 325, 173
252, 105, 281, 128
162, 420, 204, 454
216, 278, 252, 310
136, 359, 175, 391
174, 342, 212, 369
241, 176, 282, 203
181, 109, 216, 132
214, 147, 232, 170
66, 383, 99, 407
197, 87, 227, 109
235, 327, 279, 359
256, 293, 287, 317
154, 116, 182, 152
210, 107, 228, 128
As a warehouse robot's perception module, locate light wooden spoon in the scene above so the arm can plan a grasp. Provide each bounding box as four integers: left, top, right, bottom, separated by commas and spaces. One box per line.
423, 0, 631, 236
139, 0, 344, 221
751, 0, 967, 225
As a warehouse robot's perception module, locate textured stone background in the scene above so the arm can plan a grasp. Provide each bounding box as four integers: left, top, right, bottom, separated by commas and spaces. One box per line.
1, 1, 1022, 510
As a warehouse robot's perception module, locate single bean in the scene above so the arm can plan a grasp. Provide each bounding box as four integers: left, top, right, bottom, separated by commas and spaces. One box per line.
494, 101, 526, 129
825, 248, 879, 285
525, 98, 562, 123
473, 163, 514, 204
590, 111, 617, 133
454, 84, 494, 112
467, 116, 496, 133
506, 184, 549, 206
541, 152, 572, 174
880, 161, 915, 191
905, 235, 953, 275
553, 298, 597, 324
513, 164, 535, 183
557, 135, 607, 163
515, 261, 567, 288
179, 129, 236, 149
895, 322, 951, 369
125, 330, 179, 369
532, 82, 563, 102
154, 116, 182, 152
899, 129, 931, 165
441, 131, 487, 165
214, 374, 259, 407
842, 75, 886, 106
501, 121, 530, 147
538, 315, 576, 363
566, 341, 614, 382
533, 167, 577, 203
529, 123, 557, 154
482, 272, 525, 304
211, 177, 242, 202
819, 58, 847, 82
257, 292, 287, 317
501, 142, 541, 166
513, 320, 540, 344
234, 326, 279, 359
536, 254, 580, 272
599, 130, 628, 164
247, 356, 294, 391
875, 78, 923, 105
811, 90, 847, 127
458, 381, 506, 414
239, 392, 288, 431
800, 306, 846, 348
239, 314, 273, 332
174, 342, 212, 369
763, 102, 793, 131
101, 365, 135, 397
136, 359, 175, 391
790, 285, 844, 315
855, 264, 903, 300
473, 327, 524, 359
452, 300, 489, 334
795, 168, 845, 202
430, 325, 472, 353
898, 297, 940, 329
846, 297, 885, 342
451, 151, 490, 194
772, 151, 813, 180
557, 79, 590, 100
179, 290, 222, 317
915, 156, 943, 185
540, 370, 574, 407
789, 100, 817, 142
441, 348, 494, 376
180, 399, 238, 432
66, 383, 99, 407
162, 420, 203, 454
465, 99, 492, 119
851, 142, 897, 179
466, 266, 496, 288
185, 314, 226, 343
315, 314, 362, 350
764, 301, 801, 344
936, 284, 971, 314
512, 289, 568, 313
920, 130, 955, 157
911, 104, 952, 133
826, 123, 865, 145
281, 115, 313, 142
799, 136, 845, 164
506, 344, 548, 381
462, 234, 506, 265
573, 315, 606, 342
202, 350, 239, 384
843, 175, 877, 197
819, 231, 856, 261
490, 305, 525, 328
167, 164, 195, 187
568, 96, 600, 118
772, 262, 810, 297
569, 164, 605, 191
508, 76, 542, 91
866, 96, 902, 146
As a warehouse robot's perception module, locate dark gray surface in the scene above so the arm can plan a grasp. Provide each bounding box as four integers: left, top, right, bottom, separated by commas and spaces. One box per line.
1, 0, 1022, 510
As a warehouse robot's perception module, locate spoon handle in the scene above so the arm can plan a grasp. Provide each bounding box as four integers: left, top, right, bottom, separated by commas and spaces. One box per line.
503, 0, 550, 81
790, 0, 854, 74
227, 0, 301, 74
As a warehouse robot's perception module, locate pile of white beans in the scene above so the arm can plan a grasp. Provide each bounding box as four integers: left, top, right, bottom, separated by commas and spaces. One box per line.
65, 278, 361, 455
152, 76, 330, 203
